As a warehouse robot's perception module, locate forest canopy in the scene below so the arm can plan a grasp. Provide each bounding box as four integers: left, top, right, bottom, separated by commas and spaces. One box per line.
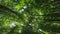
0, 0, 60, 34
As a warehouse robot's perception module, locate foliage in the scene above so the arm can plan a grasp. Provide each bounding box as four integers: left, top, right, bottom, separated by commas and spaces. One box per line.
0, 0, 60, 34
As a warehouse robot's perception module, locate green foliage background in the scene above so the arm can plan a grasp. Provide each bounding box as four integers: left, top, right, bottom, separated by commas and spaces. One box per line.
0, 0, 60, 34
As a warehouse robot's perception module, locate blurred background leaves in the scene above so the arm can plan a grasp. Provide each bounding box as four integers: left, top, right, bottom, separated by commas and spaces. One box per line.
0, 0, 60, 34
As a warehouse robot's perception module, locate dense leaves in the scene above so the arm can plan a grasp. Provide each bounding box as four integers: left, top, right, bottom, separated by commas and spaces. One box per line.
0, 0, 60, 34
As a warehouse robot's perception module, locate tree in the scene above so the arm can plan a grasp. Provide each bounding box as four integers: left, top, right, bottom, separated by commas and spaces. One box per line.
0, 0, 60, 34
